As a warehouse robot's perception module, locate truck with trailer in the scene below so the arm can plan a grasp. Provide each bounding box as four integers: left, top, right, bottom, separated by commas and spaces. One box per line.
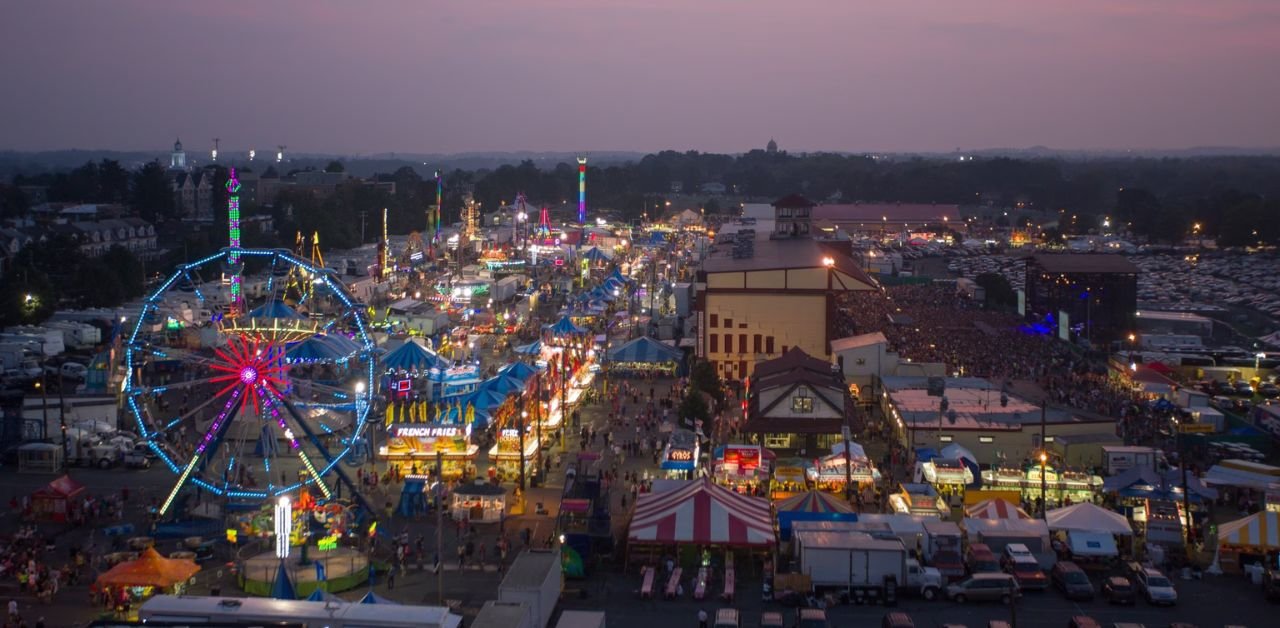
793, 530, 942, 602
555, 611, 606, 628
498, 549, 562, 628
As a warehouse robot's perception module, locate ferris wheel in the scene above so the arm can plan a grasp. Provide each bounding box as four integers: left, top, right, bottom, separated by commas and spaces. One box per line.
122, 247, 377, 517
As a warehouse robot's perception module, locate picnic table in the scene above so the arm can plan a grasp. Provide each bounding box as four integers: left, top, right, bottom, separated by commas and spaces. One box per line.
693, 566, 709, 600
664, 567, 683, 599
640, 566, 656, 599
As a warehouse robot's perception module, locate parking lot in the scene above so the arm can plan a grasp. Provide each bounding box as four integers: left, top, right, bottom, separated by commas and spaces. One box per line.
555, 564, 1276, 628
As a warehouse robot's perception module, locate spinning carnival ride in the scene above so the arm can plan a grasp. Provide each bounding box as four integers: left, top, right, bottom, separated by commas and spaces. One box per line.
123, 248, 377, 518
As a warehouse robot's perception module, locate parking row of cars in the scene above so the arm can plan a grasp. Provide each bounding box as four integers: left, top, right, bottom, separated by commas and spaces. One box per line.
948, 543, 1178, 607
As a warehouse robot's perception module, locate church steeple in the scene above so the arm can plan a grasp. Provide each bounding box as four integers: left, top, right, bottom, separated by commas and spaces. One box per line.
170, 137, 187, 170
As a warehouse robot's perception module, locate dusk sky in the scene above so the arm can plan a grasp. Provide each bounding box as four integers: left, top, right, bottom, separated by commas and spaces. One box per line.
3, 0, 1279, 154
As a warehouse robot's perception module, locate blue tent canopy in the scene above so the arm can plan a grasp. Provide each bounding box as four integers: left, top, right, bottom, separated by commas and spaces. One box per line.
359, 591, 400, 605
250, 300, 304, 319
270, 560, 297, 600
383, 341, 450, 371
582, 247, 610, 262
306, 588, 345, 604
513, 340, 543, 356
547, 315, 586, 337
607, 336, 683, 364
480, 375, 525, 398
608, 268, 629, 284
286, 335, 348, 363
499, 361, 538, 382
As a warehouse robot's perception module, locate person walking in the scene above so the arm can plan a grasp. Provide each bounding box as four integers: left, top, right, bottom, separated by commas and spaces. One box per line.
697, 608, 708, 628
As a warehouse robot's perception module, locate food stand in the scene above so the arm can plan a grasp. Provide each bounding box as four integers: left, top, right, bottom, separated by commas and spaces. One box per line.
29, 475, 86, 522
93, 547, 199, 611
381, 423, 477, 478
808, 450, 880, 493
888, 483, 949, 518
488, 425, 540, 482
714, 444, 769, 494
921, 457, 973, 500
660, 429, 699, 479
771, 458, 813, 499
981, 465, 1104, 505
451, 481, 507, 523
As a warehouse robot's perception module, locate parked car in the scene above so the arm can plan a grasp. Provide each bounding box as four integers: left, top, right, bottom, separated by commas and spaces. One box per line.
1259, 383, 1280, 399
965, 543, 1001, 574
1001, 546, 1048, 591
1234, 381, 1255, 396
946, 573, 1020, 604
1051, 561, 1094, 600
1102, 576, 1136, 605
1128, 564, 1177, 605
122, 449, 151, 469
760, 612, 785, 628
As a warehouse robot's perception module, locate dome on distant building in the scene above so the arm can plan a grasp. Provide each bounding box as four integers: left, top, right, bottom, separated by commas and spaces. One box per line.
170, 137, 187, 170
174, 137, 183, 151
766, 138, 778, 153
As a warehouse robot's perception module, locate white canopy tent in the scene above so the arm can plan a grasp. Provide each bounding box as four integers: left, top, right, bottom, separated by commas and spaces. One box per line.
1068, 531, 1119, 557
1045, 503, 1133, 535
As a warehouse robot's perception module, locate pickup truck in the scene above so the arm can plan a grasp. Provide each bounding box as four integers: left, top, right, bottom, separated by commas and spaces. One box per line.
123, 449, 151, 469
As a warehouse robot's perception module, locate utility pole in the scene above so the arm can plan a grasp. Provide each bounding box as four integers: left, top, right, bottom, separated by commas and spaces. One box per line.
1040, 401, 1048, 519
435, 449, 443, 604
360, 210, 368, 245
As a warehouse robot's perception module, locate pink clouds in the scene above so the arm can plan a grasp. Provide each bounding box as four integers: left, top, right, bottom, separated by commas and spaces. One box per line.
0, 0, 1277, 153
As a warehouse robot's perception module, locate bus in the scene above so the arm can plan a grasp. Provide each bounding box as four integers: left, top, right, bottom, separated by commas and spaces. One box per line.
119, 595, 463, 628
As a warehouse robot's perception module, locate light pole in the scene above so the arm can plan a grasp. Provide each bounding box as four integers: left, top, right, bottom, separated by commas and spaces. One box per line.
518, 411, 528, 491
435, 449, 444, 604
355, 381, 370, 471
1040, 401, 1048, 518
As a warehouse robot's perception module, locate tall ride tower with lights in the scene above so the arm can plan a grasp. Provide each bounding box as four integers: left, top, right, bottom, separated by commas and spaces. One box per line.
577, 156, 587, 224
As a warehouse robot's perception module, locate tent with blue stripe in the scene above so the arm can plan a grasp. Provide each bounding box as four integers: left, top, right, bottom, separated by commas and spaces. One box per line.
499, 361, 539, 382
250, 300, 305, 320
383, 340, 450, 371
607, 336, 685, 374
547, 315, 587, 337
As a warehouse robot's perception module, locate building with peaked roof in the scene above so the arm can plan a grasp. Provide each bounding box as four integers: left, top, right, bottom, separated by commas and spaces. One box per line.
1024, 253, 1139, 345
742, 347, 853, 453
697, 195, 878, 382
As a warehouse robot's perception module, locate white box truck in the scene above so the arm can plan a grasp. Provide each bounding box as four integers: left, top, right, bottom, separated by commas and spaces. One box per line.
794, 531, 941, 601
498, 549, 562, 628
472, 601, 533, 628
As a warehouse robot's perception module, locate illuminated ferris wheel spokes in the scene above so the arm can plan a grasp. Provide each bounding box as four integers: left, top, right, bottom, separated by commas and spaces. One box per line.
206, 335, 288, 417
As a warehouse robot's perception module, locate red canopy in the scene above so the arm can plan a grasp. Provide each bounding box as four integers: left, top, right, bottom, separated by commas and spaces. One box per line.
965, 498, 1030, 520
628, 478, 774, 547
30, 475, 86, 522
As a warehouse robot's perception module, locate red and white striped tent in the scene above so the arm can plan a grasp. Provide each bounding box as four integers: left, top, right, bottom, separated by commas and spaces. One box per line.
628, 478, 775, 547
965, 498, 1030, 520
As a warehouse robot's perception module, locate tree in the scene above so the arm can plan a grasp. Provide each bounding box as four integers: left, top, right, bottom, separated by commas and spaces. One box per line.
688, 359, 724, 404
101, 245, 145, 299
679, 390, 710, 427
72, 263, 125, 307
98, 159, 130, 203
0, 184, 29, 219
324, 160, 345, 174
131, 160, 176, 222
975, 272, 1017, 310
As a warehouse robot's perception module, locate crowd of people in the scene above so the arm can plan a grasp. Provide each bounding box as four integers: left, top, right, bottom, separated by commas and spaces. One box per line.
836, 284, 1057, 380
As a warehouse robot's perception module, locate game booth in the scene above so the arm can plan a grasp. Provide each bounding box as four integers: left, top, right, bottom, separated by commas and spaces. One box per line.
451, 481, 507, 523
888, 483, 949, 518
770, 458, 813, 499
1214, 510, 1280, 576
29, 474, 87, 523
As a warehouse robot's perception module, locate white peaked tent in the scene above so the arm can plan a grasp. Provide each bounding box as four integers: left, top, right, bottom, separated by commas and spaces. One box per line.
1045, 503, 1133, 535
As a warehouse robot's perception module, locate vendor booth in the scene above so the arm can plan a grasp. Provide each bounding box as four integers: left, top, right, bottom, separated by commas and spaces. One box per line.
382, 423, 477, 478
1215, 510, 1280, 574
660, 429, 700, 479
451, 481, 507, 523
93, 547, 200, 609
775, 491, 857, 541
919, 458, 974, 499
771, 458, 813, 499
808, 444, 880, 493
714, 444, 771, 494
30, 474, 86, 522
888, 483, 948, 518
489, 425, 540, 482
981, 465, 1104, 506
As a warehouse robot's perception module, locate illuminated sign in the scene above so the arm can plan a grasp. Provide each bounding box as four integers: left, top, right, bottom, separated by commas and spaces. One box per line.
394, 379, 412, 392
393, 425, 463, 438
318, 533, 339, 551
668, 449, 694, 462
